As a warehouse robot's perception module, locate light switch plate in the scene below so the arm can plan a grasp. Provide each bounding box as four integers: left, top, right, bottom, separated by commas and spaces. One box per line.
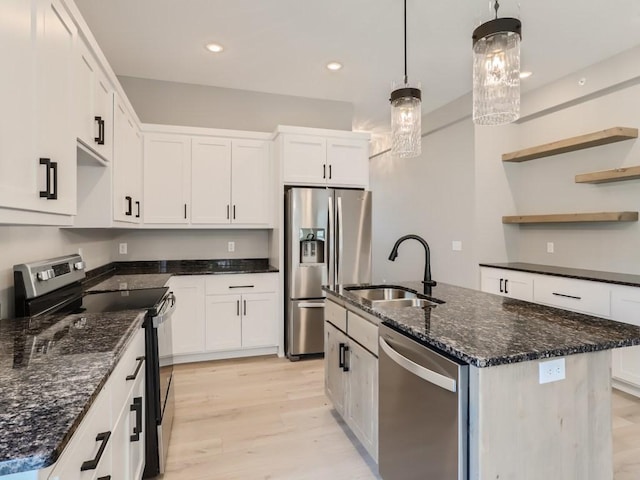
539, 358, 565, 384
546, 242, 554, 253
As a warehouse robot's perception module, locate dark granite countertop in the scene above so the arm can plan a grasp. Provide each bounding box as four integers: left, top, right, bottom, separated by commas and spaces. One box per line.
86, 273, 172, 292
0, 310, 145, 475
480, 262, 640, 287
323, 281, 640, 368
113, 258, 278, 276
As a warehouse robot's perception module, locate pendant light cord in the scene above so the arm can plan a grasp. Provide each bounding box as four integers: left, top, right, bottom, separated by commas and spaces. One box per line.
494, 0, 500, 19
403, 0, 408, 85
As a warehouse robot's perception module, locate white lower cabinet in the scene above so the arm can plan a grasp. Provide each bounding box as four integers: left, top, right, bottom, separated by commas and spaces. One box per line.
170, 273, 279, 363
480, 267, 533, 301
611, 285, 640, 392
324, 300, 378, 461
48, 328, 145, 480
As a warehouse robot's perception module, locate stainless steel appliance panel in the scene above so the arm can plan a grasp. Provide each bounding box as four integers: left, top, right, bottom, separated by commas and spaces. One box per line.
286, 188, 329, 299
334, 189, 372, 286
287, 299, 326, 356
378, 324, 468, 480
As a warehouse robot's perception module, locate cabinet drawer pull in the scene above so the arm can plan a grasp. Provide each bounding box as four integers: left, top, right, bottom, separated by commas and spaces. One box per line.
342, 345, 350, 372
339, 343, 346, 368
233, 205, 236, 220
94, 116, 105, 145
184, 203, 187, 219
126, 356, 145, 381
552, 292, 582, 300
125, 196, 133, 216
323, 164, 326, 179
80, 431, 111, 471
237, 300, 240, 316
97, 477, 111, 480
243, 299, 247, 316
135, 201, 140, 218
504, 279, 509, 294
39, 158, 58, 200
130, 396, 143, 442
499, 278, 504, 293
229, 285, 254, 289
329, 164, 332, 179
226, 204, 230, 220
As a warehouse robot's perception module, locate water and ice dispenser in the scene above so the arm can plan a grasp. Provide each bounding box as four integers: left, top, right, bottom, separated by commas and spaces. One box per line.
299, 229, 325, 264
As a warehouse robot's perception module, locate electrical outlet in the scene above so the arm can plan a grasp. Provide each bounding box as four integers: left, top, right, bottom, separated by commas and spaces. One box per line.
119, 243, 128, 255
539, 358, 565, 384
228, 241, 235, 253
452, 241, 462, 251
546, 242, 554, 254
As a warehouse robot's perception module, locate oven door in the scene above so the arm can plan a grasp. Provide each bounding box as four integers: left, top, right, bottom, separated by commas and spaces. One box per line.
153, 291, 176, 474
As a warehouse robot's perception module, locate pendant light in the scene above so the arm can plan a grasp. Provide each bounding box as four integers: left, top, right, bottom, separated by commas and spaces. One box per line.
390, 0, 421, 158
472, 0, 522, 126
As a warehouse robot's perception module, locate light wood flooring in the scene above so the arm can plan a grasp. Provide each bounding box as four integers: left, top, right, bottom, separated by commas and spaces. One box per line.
161, 356, 640, 480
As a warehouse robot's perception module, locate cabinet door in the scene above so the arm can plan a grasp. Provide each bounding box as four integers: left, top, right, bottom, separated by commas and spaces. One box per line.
35, 0, 77, 215
480, 267, 533, 302
282, 134, 327, 185
231, 139, 271, 225
128, 370, 146, 480
324, 321, 348, 416
76, 39, 97, 152
191, 137, 232, 224
241, 292, 277, 347
326, 138, 369, 187
612, 286, 640, 388
113, 99, 140, 223
169, 276, 206, 356
346, 341, 378, 461
0, 0, 37, 213
205, 294, 242, 351
144, 134, 191, 224
93, 71, 113, 163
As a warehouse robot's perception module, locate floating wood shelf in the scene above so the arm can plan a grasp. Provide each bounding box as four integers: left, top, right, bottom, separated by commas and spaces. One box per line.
502, 212, 639, 224
575, 165, 640, 184
502, 127, 638, 163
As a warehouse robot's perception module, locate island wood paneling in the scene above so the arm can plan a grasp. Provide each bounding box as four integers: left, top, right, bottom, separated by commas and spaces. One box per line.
502, 212, 639, 224
576, 165, 640, 184
469, 350, 612, 480
502, 127, 638, 163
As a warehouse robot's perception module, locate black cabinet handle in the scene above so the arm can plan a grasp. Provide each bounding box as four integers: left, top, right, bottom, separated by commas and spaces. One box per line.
130, 396, 143, 442
236, 300, 240, 316
342, 345, 350, 372
184, 203, 187, 219
233, 205, 236, 220
243, 300, 247, 316
338, 343, 345, 368
97, 476, 111, 480
499, 278, 504, 293
135, 201, 140, 218
229, 285, 254, 289
504, 279, 509, 294
39, 158, 58, 200
323, 164, 326, 179
94, 116, 105, 145
552, 292, 582, 300
80, 431, 111, 471
329, 164, 332, 179
126, 356, 145, 381
226, 204, 230, 220
125, 196, 132, 216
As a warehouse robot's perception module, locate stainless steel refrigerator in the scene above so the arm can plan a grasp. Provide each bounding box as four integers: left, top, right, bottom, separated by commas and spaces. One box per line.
285, 187, 372, 359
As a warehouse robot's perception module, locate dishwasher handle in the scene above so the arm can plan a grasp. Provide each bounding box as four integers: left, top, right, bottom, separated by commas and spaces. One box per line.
379, 336, 457, 393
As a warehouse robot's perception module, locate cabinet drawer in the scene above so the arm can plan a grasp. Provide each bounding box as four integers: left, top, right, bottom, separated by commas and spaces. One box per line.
110, 327, 145, 420
347, 311, 378, 356
325, 300, 347, 332
533, 276, 611, 318
205, 273, 277, 295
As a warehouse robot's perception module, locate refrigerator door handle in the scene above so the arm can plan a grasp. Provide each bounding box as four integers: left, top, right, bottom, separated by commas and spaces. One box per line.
336, 195, 343, 285
328, 194, 335, 287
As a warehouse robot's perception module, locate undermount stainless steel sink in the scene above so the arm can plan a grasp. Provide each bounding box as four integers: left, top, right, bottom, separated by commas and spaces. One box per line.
373, 298, 438, 309
346, 287, 418, 301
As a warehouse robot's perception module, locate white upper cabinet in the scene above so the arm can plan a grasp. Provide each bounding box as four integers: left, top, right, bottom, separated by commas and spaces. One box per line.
279, 128, 370, 188
0, 0, 76, 222
231, 139, 271, 225
144, 134, 191, 224
76, 37, 113, 163
191, 137, 232, 224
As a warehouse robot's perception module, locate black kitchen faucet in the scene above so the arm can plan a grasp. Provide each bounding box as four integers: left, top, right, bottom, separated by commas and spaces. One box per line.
388, 234, 437, 294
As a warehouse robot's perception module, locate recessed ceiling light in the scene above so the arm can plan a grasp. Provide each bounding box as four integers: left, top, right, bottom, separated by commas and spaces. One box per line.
520, 71, 533, 79
326, 62, 343, 71
205, 43, 224, 53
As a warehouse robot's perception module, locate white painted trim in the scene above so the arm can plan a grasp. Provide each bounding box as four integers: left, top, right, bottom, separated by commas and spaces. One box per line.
0, 209, 73, 226
140, 123, 272, 140
273, 125, 371, 140
613, 380, 640, 399
170, 346, 279, 365
134, 223, 274, 230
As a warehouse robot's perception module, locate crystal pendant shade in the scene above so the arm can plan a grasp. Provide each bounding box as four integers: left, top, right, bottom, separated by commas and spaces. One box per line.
473, 29, 521, 126
391, 88, 422, 158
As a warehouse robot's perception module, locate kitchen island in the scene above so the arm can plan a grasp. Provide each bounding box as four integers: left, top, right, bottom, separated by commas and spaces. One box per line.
323, 281, 640, 480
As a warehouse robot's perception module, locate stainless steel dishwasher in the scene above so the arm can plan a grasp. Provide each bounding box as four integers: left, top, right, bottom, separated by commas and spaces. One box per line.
378, 323, 468, 480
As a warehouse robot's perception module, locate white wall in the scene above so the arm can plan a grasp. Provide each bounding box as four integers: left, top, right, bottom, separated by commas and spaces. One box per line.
112, 229, 269, 261
0, 227, 117, 318
370, 113, 476, 289
118, 76, 354, 132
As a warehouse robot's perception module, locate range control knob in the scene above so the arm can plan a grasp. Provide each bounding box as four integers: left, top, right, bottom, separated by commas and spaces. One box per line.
36, 269, 55, 281
73, 261, 85, 271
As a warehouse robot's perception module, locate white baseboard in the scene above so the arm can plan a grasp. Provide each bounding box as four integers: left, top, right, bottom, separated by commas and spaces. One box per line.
171, 346, 279, 365
613, 379, 640, 398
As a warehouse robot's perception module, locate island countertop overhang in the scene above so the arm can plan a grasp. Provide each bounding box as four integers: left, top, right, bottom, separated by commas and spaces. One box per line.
323, 281, 640, 368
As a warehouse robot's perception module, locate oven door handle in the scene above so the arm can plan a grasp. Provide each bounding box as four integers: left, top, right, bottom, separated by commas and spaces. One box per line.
152, 292, 177, 328
379, 336, 457, 393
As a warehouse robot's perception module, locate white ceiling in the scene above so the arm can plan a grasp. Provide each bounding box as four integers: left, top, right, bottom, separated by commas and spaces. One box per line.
74, 0, 640, 134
